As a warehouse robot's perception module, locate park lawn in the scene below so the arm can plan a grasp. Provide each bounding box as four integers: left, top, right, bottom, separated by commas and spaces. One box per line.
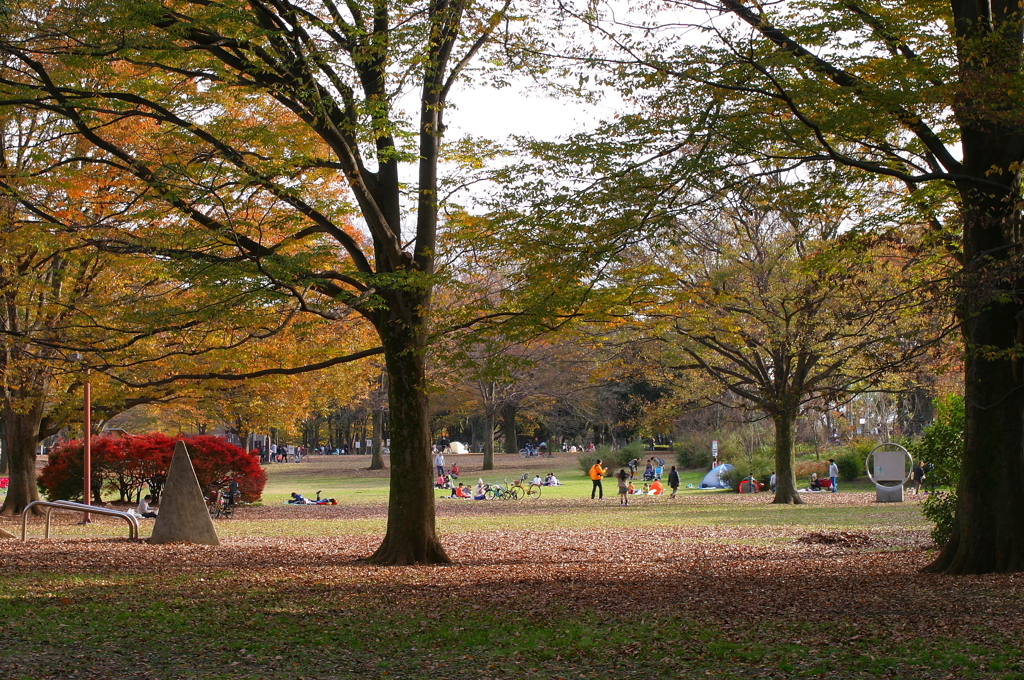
3, 454, 1016, 680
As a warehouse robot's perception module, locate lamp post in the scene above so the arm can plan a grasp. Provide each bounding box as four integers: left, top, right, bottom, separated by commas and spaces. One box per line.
71, 353, 91, 523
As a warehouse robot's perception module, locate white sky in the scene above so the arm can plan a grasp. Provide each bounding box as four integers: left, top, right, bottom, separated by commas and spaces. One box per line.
446, 83, 612, 142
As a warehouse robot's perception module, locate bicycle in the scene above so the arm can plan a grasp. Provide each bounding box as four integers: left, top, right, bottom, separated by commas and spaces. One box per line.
483, 481, 512, 500
508, 474, 541, 500
208, 488, 239, 519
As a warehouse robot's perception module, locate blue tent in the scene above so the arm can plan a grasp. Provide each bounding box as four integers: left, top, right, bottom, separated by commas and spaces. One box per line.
699, 464, 734, 489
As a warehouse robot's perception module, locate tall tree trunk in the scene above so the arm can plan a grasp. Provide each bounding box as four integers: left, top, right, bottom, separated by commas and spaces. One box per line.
501, 403, 518, 453
369, 408, 387, 470
928, 331, 1024, 573
482, 409, 495, 471
927, 203, 1024, 572
0, 398, 44, 515
924, 0, 1024, 573
771, 410, 802, 505
0, 418, 7, 475
368, 309, 450, 565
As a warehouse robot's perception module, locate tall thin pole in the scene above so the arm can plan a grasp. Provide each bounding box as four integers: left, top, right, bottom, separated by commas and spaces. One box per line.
83, 368, 91, 522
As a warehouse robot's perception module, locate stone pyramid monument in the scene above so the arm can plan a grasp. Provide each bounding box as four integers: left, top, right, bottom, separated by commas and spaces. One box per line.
149, 441, 220, 546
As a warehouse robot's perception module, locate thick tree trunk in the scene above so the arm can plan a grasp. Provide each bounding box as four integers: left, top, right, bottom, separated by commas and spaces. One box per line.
482, 409, 495, 470
368, 408, 387, 470
0, 419, 7, 475
771, 410, 802, 505
0, 400, 44, 516
927, 333, 1024, 573
927, 205, 1024, 573
923, 0, 1024, 574
368, 312, 450, 565
501, 403, 518, 454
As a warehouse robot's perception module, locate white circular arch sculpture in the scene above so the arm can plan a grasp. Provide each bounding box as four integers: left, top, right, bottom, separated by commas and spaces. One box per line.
866, 442, 913, 503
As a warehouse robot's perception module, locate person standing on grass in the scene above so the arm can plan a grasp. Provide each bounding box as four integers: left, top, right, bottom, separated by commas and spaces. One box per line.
668, 466, 680, 498
434, 449, 445, 478
911, 461, 925, 494
770, 471, 777, 493
828, 458, 839, 493
616, 469, 630, 505
589, 459, 608, 499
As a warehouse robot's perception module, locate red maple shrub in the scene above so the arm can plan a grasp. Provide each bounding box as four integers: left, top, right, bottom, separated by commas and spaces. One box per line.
39, 434, 265, 503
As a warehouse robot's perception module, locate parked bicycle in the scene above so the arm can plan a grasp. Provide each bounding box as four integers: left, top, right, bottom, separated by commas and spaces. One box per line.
208, 486, 239, 519
509, 473, 541, 499
483, 475, 541, 500
483, 481, 514, 500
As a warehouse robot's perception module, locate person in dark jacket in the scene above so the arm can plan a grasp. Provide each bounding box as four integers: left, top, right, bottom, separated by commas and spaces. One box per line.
668, 466, 680, 498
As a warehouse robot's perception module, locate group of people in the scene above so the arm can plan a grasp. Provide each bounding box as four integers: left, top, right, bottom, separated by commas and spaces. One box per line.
625, 456, 666, 481
589, 459, 681, 504
447, 478, 489, 500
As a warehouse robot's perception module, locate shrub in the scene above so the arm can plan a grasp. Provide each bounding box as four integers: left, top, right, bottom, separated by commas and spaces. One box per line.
675, 437, 712, 470
794, 459, 829, 484
835, 449, 864, 482
612, 441, 645, 468
908, 395, 963, 547
921, 490, 957, 547
39, 433, 266, 503
578, 443, 644, 474
721, 447, 773, 491
184, 435, 266, 502
909, 395, 963, 490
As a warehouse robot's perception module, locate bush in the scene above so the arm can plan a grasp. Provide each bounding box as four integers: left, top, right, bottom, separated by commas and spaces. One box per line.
721, 446, 773, 491
612, 441, 645, 468
793, 459, 829, 485
908, 395, 963, 547
909, 395, 963, 490
835, 449, 865, 482
578, 442, 645, 474
675, 437, 712, 470
921, 490, 957, 547
39, 433, 266, 503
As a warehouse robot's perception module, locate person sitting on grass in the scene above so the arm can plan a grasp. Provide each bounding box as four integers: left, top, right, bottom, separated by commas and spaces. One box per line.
650, 479, 664, 495
136, 495, 158, 518
544, 473, 561, 486
474, 479, 487, 500
809, 473, 822, 491
450, 482, 472, 498
532, 474, 543, 486
627, 481, 636, 495
643, 460, 655, 480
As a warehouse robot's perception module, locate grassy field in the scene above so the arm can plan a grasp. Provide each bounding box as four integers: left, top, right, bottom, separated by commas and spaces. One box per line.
1, 452, 1020, 679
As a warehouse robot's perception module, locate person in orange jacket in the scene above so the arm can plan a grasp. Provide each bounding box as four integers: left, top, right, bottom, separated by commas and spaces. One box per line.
650, 479, 664, 495
589, 459, 608, 499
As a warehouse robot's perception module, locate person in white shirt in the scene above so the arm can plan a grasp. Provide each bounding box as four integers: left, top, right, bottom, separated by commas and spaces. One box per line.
434, 451, 445, 478
136, 495, 158, 518
828, 459, 839, 493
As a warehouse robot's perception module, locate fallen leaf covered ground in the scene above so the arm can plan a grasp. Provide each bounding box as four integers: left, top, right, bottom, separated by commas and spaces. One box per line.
1, 489, 1021, 679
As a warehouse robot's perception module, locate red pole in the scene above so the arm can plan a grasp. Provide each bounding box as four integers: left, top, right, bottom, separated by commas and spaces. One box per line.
83, 368, 91, 522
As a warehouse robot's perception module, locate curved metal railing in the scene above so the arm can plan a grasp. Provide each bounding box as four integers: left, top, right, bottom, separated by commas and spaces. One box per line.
21, 500, 140, 541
